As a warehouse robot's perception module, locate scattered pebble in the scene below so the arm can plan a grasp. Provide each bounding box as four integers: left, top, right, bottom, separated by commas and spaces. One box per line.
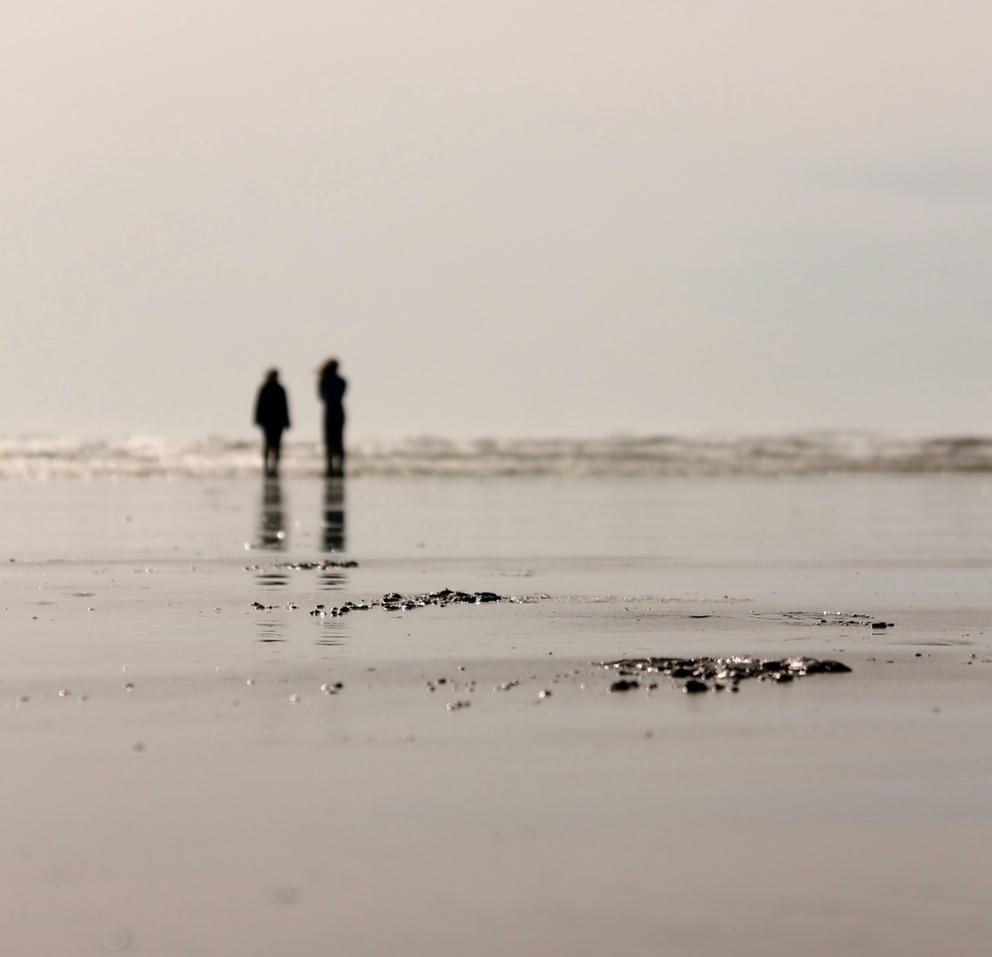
102, 926, 130, 951
610, 680, 639, 692
446, 700, 471, 711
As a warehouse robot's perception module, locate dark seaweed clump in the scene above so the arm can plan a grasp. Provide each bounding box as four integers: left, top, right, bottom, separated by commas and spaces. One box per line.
277, 560, 359, 570
305, 589, 510, 618
602, 655, 851, 694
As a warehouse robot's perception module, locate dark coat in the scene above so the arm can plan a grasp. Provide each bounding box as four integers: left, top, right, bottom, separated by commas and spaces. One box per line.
318, 371, 346, 422
255, 380, 290, 432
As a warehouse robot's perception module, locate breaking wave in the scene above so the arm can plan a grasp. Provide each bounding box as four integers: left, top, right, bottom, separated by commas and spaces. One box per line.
3, 433, 992, 480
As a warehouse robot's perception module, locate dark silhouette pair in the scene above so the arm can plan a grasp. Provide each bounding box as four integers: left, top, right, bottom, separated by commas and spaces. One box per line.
254, 359, 347, 477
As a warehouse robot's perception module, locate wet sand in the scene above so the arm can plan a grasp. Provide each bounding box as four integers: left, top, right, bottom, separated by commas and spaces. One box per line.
2, 476, 992, 955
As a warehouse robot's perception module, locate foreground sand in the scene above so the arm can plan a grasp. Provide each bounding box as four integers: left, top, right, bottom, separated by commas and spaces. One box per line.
2, 476, 991, 955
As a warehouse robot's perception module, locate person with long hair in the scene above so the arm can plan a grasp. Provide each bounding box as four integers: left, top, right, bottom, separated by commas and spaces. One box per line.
317, 358, 347, 477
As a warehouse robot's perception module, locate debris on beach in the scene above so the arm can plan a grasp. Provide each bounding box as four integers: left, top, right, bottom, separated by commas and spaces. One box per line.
602, 655, 852, 695
302, 589, 517, 619
381, 589, 506, 611
752, 610, 895, 629
446, 700, 471, 711
610, 680, 640, 693
276, 560, 359, 570
251, 588, 530, 624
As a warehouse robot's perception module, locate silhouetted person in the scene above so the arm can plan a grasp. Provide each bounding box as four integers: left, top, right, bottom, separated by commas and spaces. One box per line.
318, 358, 346, 477
254, 369, 290, 476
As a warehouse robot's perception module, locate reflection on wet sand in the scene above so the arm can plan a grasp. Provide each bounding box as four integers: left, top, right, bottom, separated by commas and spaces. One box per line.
249, 477, 351, 644
255, 612, 347, 646
322, 478, 346, 553
314, 630, 346, 647
255, 611, 285, 642
257, 476, 287, 550
255, 572, 288, 587
318, 570, 347, 591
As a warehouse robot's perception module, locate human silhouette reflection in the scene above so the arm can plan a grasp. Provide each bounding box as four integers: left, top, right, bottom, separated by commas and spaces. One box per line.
257, 475, 287, 550
322, 478, 347, 553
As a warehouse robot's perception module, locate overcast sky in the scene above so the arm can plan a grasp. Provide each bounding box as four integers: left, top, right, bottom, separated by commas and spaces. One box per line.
2, 1, 990, 440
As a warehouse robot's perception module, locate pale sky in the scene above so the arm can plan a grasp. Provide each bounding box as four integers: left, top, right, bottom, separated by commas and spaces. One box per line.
2, 1, 990, 440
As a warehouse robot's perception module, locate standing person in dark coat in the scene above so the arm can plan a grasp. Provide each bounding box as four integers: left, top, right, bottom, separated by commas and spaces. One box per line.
254, 369, 291, 476
318, 358, 347, 477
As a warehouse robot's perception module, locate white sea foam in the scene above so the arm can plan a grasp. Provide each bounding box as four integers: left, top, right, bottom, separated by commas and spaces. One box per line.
2, 432, 992, 480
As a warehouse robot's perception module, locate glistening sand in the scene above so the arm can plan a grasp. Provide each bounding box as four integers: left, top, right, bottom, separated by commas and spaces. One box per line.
2, 475, 991, 955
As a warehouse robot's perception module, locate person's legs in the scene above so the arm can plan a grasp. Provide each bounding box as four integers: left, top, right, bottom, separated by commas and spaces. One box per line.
328, 427, 345, 476
261, 432, 271, 473
324, 413, 341, 477
265, 428, 283, 475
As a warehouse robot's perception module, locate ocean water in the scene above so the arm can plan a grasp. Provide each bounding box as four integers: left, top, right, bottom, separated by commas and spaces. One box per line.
2, 431, 992, 480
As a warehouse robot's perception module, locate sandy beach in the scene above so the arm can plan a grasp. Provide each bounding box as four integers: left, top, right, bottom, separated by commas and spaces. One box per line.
2, 474, 992, 955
